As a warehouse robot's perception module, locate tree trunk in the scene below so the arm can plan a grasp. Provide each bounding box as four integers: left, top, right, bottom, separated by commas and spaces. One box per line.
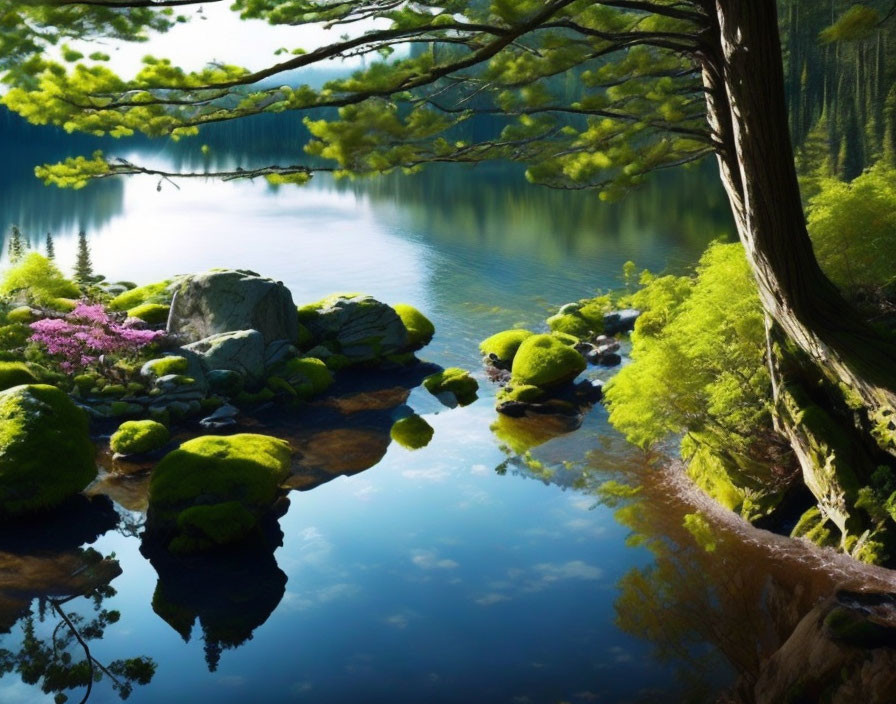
701, 0, 896, 462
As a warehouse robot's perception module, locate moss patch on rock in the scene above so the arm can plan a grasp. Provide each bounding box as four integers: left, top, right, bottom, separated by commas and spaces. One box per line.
510, 334, 586, 388
141, 356, 189, 379
393, 304, 435, 349
149, 434, 292, 553
0, 362, 40, 391
110, 420, 170, 456
423, 368, 479, 406
109, 280, 174, 312
127, 303, 170, 325
479, 329, 533, 367
390, 414, 434, 450
0, 384, 96, 519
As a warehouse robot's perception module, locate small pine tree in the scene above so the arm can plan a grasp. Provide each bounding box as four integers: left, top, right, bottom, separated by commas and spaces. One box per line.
73, 230, 94, 286
6, 226, 26, 263
45, 232, 55, 260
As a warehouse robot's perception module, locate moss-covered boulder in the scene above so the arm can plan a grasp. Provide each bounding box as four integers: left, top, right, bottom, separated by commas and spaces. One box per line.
390, 415, 434, 450
110, 420, 170, 456
297, 294, 409, 365
510, 334, 586, 388
0, 385, 96, 519
168, 270, 298, 345
423, 368, 479, 406
184, 329, 265, 385
5, 306, 34, 324
479, 329, 533, 369
148, 434, 291, 553
141, 355, 189, 379
0, 362, 40, 391
393, 304, 435, 349
127, 303, 170, 325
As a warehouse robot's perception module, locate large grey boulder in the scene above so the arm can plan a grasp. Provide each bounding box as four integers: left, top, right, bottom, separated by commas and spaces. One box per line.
168, 270, 298, 345
298, 294, 409, 365
185, 330, 266, 384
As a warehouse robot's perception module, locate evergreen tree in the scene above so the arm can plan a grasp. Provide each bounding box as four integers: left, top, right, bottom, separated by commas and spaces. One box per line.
73, 230, 93, 286
45, 232, 55, 260
6, 225, 26, 263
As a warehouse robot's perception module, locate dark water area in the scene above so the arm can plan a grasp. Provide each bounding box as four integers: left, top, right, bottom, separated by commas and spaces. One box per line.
2, 110, 894, 704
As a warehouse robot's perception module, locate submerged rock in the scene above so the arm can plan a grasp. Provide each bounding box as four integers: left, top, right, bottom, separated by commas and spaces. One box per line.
0, 385, 96, 520
168, 269, 298, 345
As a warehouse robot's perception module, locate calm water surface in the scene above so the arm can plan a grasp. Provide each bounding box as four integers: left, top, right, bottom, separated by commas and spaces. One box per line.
1, 115, 890, 704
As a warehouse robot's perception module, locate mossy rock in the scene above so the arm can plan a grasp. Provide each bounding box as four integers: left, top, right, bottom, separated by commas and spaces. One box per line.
510, 334, 586, 389
546, 297, 609, 340
296, 322, 313, 350
550, 331, 580, 347
141, 356, 189, 378
479, 329, 533, 368
149, 434, 292, 553
546, 312, 593, 339
390, 415, 434, 450
127, 303, 170, 325
277, 357, 333, 397
423, 367, 479, 406
393, 304, 435, 349
0, 362, 40, 391
0, 385, 96, 519
496, 384, 545, 404
108, 280, 175, 312
207, 369, 245, 396
110, 420, 170, 456
6, 306, 34, 324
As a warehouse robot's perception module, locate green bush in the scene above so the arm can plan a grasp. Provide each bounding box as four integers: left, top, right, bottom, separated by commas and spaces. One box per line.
807, 163, 896, 292
0, 253, 80, 308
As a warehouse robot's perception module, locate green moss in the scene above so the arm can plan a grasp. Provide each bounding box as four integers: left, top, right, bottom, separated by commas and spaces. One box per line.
296, 321, 313, 349
110, 420, 170, 456
0, 362, 39, 391
150, 434, 291, 514
510, 334, 586, 388
546, 312, 593, 339
49, 298, 78, 312
550, 331, 580, 347
390, 414, 434, 450
479, 329, 533, 367
324, 353, 350, 371
0, 324, 30, 354
73, 374, 97, 393
278, 357, 333, 395
101, 384, 127, 396
423, 367, 479, 405
234, 387, 276, 406
207, 369, 244, 396
791, 506, 839, 547
545, 297, 609, 340
142, 356, 189, 378
0, 385, 96, 518
108, 280, 173, 311
6, 306, 34, 324
172, 501, 258, 554
497, 384, 545, 404
127, 303, 170, 325
393, 303, 435, 348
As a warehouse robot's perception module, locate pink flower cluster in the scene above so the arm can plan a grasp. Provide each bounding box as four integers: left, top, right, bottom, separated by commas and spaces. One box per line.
29, 303, 166, 373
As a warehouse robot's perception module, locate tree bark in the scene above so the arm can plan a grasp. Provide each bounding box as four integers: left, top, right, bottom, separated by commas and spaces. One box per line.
701, 0, 896, 461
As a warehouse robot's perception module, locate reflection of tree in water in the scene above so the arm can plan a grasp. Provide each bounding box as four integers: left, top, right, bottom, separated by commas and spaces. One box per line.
0, 498, 157, 704
596, 458, 896, 703
144, 524, 288, 673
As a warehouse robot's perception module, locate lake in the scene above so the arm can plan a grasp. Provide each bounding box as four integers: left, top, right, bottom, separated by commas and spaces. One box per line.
1, 113, 893, 704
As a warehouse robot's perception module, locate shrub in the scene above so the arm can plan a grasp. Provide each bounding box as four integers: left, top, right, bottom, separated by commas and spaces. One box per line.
0, 253, 80, 307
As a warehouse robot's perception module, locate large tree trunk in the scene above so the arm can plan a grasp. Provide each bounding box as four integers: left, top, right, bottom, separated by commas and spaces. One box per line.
700, 0, 896, 464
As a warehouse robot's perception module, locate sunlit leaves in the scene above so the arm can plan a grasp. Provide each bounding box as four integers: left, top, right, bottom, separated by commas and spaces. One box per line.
820, 4, 881, 43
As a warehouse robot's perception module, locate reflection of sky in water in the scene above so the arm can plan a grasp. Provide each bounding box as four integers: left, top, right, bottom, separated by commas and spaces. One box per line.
0, 134, 727, 702
70, 404, 678, 704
